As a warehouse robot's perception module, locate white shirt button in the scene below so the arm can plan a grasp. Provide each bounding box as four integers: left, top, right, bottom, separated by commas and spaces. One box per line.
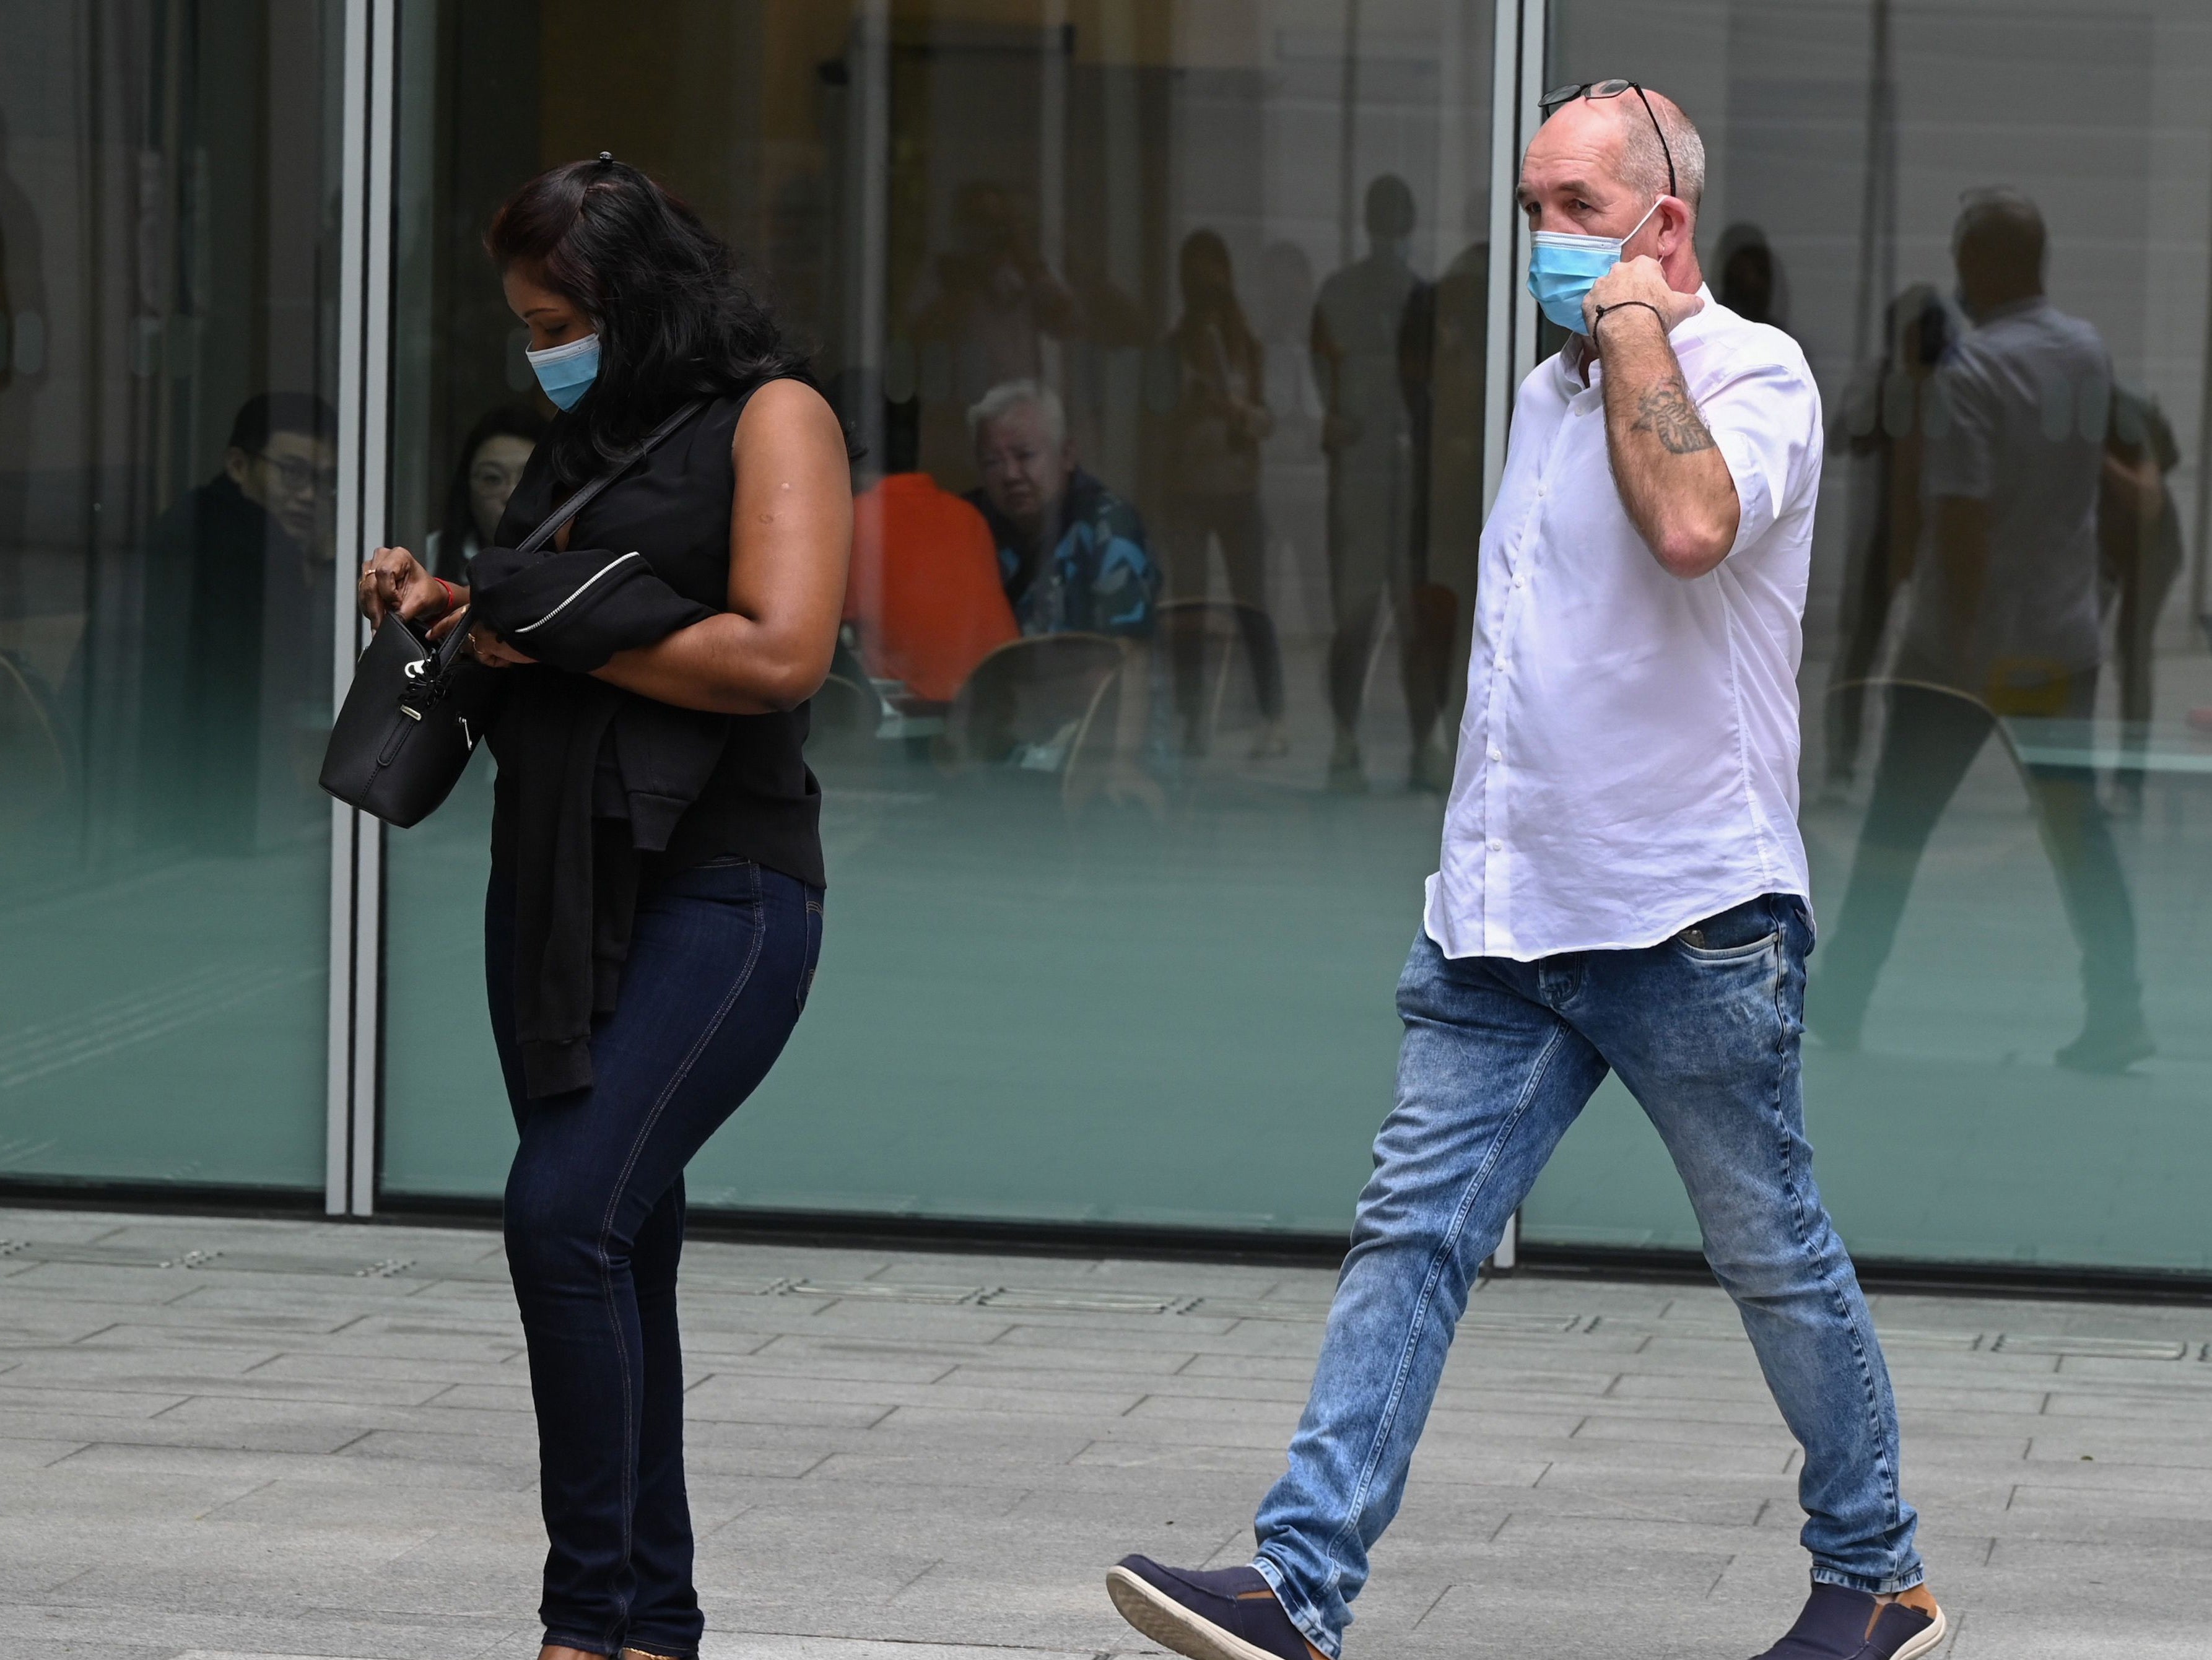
1512, 576, 1525, 589
1496, 658, 1511, 672
1489, 747, 1502, 762
1488, 838, 1503, 852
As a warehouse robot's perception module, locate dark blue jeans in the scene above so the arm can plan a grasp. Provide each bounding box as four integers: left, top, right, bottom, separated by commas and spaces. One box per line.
487, 857, 823, 1658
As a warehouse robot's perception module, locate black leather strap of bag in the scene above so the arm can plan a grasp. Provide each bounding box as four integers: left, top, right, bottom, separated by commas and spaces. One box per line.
515, 398, 705, 554
429, 398, 706, 676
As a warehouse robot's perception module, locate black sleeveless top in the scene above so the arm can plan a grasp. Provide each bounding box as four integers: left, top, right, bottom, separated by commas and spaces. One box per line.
490, 385, 825, 890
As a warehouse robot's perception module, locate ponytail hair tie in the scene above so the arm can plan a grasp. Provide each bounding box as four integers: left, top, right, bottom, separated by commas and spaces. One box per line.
596, 151, 615, 167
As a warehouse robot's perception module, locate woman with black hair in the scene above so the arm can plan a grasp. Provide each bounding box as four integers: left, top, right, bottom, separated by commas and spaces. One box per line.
356, 155, 851, 1660
427, 403, 551, 581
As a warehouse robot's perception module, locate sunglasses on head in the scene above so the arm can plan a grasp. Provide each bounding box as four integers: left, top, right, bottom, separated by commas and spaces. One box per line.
1539, 79, 1678, 202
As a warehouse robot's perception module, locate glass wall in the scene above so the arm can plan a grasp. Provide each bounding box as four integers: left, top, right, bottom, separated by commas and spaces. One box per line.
372, 0, 2212, 1275
379, 1, 1499, 1229
1522, 0, 2212, 1271
0, 1, 343, 1190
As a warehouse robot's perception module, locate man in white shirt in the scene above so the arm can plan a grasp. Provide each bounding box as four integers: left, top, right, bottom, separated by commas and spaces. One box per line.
1105, 86, 1944, 1660
1814, 190, 2148, 1073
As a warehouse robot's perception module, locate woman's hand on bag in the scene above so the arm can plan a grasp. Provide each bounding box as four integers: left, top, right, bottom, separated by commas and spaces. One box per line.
467, 622, 536, 668
358, 546, 457, 633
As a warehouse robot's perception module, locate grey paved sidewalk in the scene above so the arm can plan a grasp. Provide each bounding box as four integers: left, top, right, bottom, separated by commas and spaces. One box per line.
2, 1209, 2208, 1660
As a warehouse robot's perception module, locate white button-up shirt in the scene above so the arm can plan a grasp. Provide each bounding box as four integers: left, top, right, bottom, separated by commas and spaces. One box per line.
1424, 288, 1823, 960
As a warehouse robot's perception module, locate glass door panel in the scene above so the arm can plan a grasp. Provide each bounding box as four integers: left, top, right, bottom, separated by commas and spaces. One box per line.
1523, 0, 2212, 1270
0, 2, 342, 1191
380, 0, 1498, 1232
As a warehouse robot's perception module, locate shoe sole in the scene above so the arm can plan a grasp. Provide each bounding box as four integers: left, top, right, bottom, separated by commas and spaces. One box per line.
2055, 1041, 2155, 1074
1886, 1605, 1948, 1660
1107, 1566, 1300, 1660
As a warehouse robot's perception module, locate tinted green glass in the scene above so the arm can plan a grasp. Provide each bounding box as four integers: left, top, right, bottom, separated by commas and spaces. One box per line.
0, 6, 342, 1191
1524, 0, 2212, 1272
378, 1, 1498, 1231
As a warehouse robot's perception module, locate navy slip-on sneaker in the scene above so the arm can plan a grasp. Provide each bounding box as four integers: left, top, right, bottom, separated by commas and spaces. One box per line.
1754, 1581, 1947, 1660
1106, 1557, 1318, 1660
1854, 1597, 1946, 1660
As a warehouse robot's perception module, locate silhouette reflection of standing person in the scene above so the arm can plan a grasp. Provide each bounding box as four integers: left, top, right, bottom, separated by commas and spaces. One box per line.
1397, 215, 1487, 756
908, 181, 1080, 476
1162, 230, 1286, 758
0, 104, 49, 618
2099, 383, 2183, 810
1715, 222, 1788, 331
1253, 240, 1328, 645
1313, 175, 1443, 792
1814, 191, 2149, 1072
1824, 285, 1951, 791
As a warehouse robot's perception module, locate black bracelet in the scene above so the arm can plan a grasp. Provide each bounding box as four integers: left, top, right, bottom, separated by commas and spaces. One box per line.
1592, 299, 1666, 339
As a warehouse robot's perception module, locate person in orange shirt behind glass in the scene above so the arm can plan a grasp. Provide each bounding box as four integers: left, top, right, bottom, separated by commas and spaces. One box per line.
842, 414, 1017, 705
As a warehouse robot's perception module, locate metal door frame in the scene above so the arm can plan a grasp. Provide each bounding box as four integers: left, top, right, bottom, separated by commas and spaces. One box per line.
326, 0, 396, 1217
1481, 0, 1548, 1267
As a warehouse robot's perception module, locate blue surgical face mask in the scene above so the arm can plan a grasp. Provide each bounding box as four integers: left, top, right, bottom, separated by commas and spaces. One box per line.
526, 332, 600, 410
1526, 199, 1661, 334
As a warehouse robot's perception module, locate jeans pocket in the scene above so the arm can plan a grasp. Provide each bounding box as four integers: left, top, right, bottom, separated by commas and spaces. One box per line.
796, 895, 824, 1012
1674, 896, 1782, 963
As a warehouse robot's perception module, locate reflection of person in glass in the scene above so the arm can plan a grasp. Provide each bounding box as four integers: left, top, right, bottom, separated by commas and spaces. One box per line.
1715, 221, 1788, 331
1313, 175, 1447, 792
1108, 85, 1947, 1660
966, 381, 1159, 801
908, 180, 1081, 402
354, 156, 853, 1660
843, 408, 1015, 706
1162, 230, 1286, 758
1396, 211, 1487, 753
0, 101, 50, 588
139, 393, 337, 852
426, 404, 548, 581
965, 380, 1157, 640
2099, 382, 2184, 810
1825, 285, 1951, 791
1253, 240, 1329, 637
1815, 191, 2149, 1073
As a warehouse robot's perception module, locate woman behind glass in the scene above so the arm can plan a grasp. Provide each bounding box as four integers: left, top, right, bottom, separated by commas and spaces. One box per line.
427, 403, 551, 580
1162, 229, 1287, 758
355, 157, 851, 1660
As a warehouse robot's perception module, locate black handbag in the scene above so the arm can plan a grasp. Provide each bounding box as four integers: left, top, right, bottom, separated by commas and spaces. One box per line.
320, 401, 703, 828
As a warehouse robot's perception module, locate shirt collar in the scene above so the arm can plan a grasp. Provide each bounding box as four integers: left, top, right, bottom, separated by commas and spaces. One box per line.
1970, 293, 2050, 327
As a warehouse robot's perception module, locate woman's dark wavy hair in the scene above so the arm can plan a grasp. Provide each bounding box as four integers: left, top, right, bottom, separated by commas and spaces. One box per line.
486, 155, 814, 487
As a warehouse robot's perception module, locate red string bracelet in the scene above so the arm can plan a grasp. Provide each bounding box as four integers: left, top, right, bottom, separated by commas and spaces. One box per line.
433, 576, 459, 615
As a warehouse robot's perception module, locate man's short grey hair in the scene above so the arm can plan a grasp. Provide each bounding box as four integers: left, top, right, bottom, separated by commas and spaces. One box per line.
1954, 187, 2045, 268
1616, 91, 1706, 214
967, 379, 1066, 447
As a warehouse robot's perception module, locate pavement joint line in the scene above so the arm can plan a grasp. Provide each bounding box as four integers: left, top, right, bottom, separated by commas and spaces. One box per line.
1408, 1581, 1453, 1630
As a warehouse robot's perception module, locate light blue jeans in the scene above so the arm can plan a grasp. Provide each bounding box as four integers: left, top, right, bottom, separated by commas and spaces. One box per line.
1253, 895, 1921, 1656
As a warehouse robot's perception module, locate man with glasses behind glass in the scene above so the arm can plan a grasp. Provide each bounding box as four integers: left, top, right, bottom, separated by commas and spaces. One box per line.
139, 391, 337, 852
1102, 84, 1945, 1660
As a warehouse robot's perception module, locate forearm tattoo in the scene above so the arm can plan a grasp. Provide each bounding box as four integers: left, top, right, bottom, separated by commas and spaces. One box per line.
1631, 377, 1718, 454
